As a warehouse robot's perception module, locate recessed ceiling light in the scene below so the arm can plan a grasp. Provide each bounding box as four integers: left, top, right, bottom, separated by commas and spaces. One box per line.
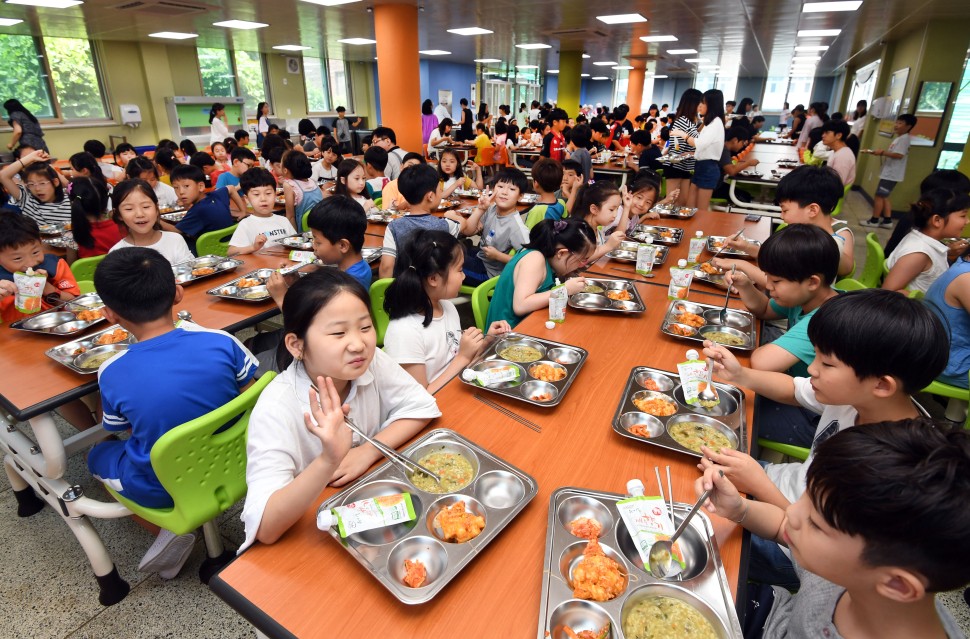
149, 31, 198, 39
593, 61, 617, 66
300, 0, 361, 5
420, 50, 451, 55
591, 76, 610, 80
640, 35, 678, 42
213, 20, 268, 29
0, 17, 24, 25
612, 65, 634, 70
272, 44, 310, 50
516, 43, 551, 50
797, 29, 841, 37
667, 49, 697, 55
581, 73, 590, 77
653, 75, 668, 79
793, 56, 822, 62
339, 37, 377, 45
474, 58, 501, 63
684, 58, 709, 63
582, 54, 591, 58
794, 45, 830, 51
802, 0, 862, 12
547, 69, 559, 74
596, 13, 647, 24
516, 64, 539, 69
6, 0, 82, 6
448, 27, 493, 35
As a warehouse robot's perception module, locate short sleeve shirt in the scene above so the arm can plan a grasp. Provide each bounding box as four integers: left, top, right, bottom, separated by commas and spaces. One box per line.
477, 205, 531, 278
228, 214, 296, 248
345, 258, 373, 289
767, 300, 821, 377
16, 184, 71, 226
879, 133, 911, 182
110, 232, 194, 265
384, 299, 462, 384
177, 187, 234, 238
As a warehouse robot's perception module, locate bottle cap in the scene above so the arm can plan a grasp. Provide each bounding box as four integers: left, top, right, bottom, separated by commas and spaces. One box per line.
316, 509, 335, 530
695, 230, 703, 237
686, 349, 699, 360
644, 237, 654, 245
461, 369, 476, 382
545, 320, 556, 329
677, 259, 688, 267
626, 479, 645, 496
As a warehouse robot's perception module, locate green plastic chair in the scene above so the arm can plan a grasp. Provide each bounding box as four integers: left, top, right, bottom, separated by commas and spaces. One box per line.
831, 184, 852, 217
77, 280, 96, 294
70, 254, 106, 283
373, 197, 382, 209
369, 277, 393, 347
195, 224, 238, 257
301, 210, 311, 234
472, 276, 500, 332
858, 233, 886, 289
833, 277, 866, 290
757, 439, 810, 461
922, 373, 970, 428
105, 371, 276, 583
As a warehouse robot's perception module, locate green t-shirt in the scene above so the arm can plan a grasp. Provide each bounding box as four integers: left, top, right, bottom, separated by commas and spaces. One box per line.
767, 299, 820, 377
485, 249, 556, 328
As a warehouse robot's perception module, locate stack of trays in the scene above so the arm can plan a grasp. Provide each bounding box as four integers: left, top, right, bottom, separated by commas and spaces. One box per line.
569, 279, 645, 314
706, 237, 759, 258
10, 294, 106, 336
538, 487, 743, 638
46, 324, 135, 374
661, 300, 756, 351
628, 225, 684, 245
606, 242, 669, 267
171, 256, 243, 285
317, 429, 537, 604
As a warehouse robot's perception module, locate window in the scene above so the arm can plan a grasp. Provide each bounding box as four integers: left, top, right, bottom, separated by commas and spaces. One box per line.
327, 58, 349, 110
0, 34, 108, 121
198, 48, 237, 97
785, 77, 814, 111
716, 75, 738, 103
938, 50, 970, 170
304, 57, 332, 113
762, 77, 788, 111
198, 48, 271, 111
234, 50, 269, 106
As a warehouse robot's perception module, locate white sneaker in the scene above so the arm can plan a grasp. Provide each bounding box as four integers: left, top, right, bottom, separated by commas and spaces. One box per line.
859, 219, 883, 228
139, 529, 196, 574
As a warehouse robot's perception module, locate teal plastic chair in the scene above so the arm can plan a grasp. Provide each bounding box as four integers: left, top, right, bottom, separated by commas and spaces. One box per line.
833, 277, 866, 290
105, 371, 276, 583
369, 278, 392, 347
70, 254, 106, 282
472, 276, 500, 332
858, 233, 886, 289
195, 224, 238, 257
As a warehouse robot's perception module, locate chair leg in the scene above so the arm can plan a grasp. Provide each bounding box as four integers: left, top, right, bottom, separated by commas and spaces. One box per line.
198, 520, 233, 584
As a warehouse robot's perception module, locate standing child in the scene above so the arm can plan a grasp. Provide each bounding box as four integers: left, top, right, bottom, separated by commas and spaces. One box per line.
334, 106, 357, 155
66, 177, 124, 263
279, 150, 323, 232
663, 88, 703, 206
485, 218, 595, 328
0, 149, 71, 225
167, 164, 237, 252
524, 158, 566, 228
227, 168, 296, 256
125, 157, 178, 209
437, 149, 484, 199
384, 230, 510, 393
458, 168, 531, 284
862, 114, 917, 228
109, 179, 194, 265
333, 158, 373, 211
540, 109, 568, 162
239, 269, 440, 548
215, 147, 257, 189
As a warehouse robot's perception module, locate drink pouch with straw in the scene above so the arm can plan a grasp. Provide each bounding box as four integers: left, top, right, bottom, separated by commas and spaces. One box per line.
317, 493, 416, 538
677, 349, 710, 407
668, 259, 694, 300
635, 241, 657, 277
617, 479, 684, 572
14, 267, 46, 314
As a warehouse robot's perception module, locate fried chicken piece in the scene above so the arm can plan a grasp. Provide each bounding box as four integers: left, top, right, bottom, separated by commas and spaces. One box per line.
571, 537, 625, 601
402, 559, 427, 588
568, 517, 603, 540
436, 501, 485, 543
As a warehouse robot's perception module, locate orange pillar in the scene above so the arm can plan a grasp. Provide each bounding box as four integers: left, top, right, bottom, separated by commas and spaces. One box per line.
373, 4, 422, 153
626, 67, 645, 115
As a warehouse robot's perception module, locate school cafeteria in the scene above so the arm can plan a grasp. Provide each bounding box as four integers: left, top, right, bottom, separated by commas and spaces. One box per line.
1, 0, 970, 637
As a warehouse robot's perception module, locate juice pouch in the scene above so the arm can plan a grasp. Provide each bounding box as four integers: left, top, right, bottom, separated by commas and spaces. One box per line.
14, 267, 46, 314
288, 250, 316, 262
317, 493, 416, 538
687, 231, 705, 264
667, 259, 694, 300
677, 349, 710, 407
549, 278, 567, 324
635, 240, 657, 277
617, 479, 685, 572
461, 365, 521, 387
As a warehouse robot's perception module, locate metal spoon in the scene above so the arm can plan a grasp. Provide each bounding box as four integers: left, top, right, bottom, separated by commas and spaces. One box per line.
698, 358, 720, 406
648, 472, 722, 579
717, 264, 736, 324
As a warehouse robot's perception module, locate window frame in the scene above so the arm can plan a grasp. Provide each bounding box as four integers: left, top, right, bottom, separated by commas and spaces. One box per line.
303, 55, 354, 115
197, 47, 273, 114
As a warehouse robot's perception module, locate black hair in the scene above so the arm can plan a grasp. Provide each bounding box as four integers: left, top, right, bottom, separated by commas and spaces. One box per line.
460, 98, 469, 107
153, 148, 180, 173
0, 210, 41, 250
68, 177, 110, 250
531, 158, 564, 193
384, 230, 462, 326
701, 89, 725, 126
113, 143, 136, 163
318, 137, 340, 156
334, 159, 365, 199
297, 119, 315, 137
125, 155, 158, 180
372, 126, 397, 145
256, 101, 269, 117
572, 181, 621, 223
920, 169, 970, 195
752, 115, 765, 126
820, 119, 850, 142
264, 146, 285, 165
267, 124, 280, 132
22, 162, 65, 202
570, 124, 591, 148
180, 139, 198, 156
757, 223, 839, 285
110, 178, 158, 230
315, 125, 332, 137
211, 141, 227, 156
189, 151, 215, 170
589, 119, 609, 136
495, 120, 508, 135
363, 146, 388, 171
726, 100, 737, 108
629, 173, 661, 197
422, 99, 434, 116
547, 108, 567, 123
156, 139, 179, 154
774, 165, 844, 214
94, 247, 176, 323
725, 127, 752, 144
437, 149, 466, 182
561, 159, 582, 175
492, 167, 530, 195
69, 152, 108, 190
234, 129, 250, 142
223, 137, 238, 153
674, 88, 703, 122
209, 102, 225, 124
281, 150, 312, 179
276, 269, 371, 370
437, 118, 453, 134
239, 167, 277, 195
475, 122, 488, 134
909, 189, 970, 231
897, 113, 917, 128
259, 133, 286, 159
169, 163, 205, 185
398, 164, 440, 205
83, 139, 107, 158
307, 195, 366, 253
807, 289, 948, 392
477, 102, 489, 119
4, 99, 38, 125
806, 420, 970, 591
809, 101, 829, 120
629, 130, 651, 147
525, 218, 596, 258
336, 106, 346, 113
401, 151, 426, 165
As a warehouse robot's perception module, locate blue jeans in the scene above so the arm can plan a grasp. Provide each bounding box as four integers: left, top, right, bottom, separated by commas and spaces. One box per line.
755, 395, 820, 447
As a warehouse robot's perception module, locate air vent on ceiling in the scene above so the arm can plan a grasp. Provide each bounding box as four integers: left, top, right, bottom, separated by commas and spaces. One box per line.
111, 0, 209, 15
626, 53, 664, 61
550, 28, 609, 39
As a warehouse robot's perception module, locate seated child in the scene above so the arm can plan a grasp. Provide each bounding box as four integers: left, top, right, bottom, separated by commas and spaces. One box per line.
66, 177, 124, 263
696, 419, 969, 638
279, 150, 323, 232
83, 140, 125, 182
234, 129, 250, 148
0, 149, 71, 226
113, 143, 137, 169
362, 147, 389, 200
438, 149, 484, 199
570, 181, 628, 261
166, 164, 238, 253
622, 172, 679, 224
215, 147, 257, 189
88, 247, 257, 578
884, 189, 968, 295
485, 218, 595, 328
379, 164, 461, 279
109, 179, 194, 265
239, 269, 440, 549
926, 244, 970, 393
126, 157, 177, 209
227, 168, 296, 256
567, 125, 593, 181
384, 230, 510, 393
524, 158, 566, 227
458, 167, 531, 284
306, 195, 371, 289
310, 137, 340, 183
700, 288, 948, 586
628, 130, 662, 173
333, 158, 373, 211
554, 158, 584, 215
380, 152, 425, 211
472, 123, 492, 164
152, 148, 180, 185
188, 152, 217, 186
209, 141, 231, 174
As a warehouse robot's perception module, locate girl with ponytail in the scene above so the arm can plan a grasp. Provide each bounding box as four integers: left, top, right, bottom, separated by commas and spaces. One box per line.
383, 230, 510, 393
66, 176, 123, 263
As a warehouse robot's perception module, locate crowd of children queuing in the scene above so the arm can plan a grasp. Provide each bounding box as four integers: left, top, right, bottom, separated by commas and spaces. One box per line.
1, 91, 969, 636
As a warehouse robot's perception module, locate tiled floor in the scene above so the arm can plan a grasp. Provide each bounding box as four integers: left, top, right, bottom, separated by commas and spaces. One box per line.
2, 191, 967, 638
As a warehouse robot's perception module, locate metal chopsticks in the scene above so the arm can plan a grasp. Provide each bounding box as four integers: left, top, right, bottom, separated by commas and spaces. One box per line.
473, 393, 542, 433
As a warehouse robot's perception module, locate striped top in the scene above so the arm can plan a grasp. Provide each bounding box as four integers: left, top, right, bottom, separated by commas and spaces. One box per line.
16, 184, 72, 226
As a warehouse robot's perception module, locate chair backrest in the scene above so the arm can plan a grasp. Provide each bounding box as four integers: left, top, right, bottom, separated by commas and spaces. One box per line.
472, 276, 500, 331
858, 232, 886, 288
493, 145, 509, 167
834, 277, 867, 290
477, 146, 496, 167
195, 223, 238, 257
77, 280, 96, 294
831, 183, 852, 217
150, 371, 276, 526
369, 277, 393, 347
70, 254, 106, 283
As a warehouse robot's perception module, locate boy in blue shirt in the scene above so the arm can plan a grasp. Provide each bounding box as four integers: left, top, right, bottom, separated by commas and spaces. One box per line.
307, 195, 372, 290
215, 147, 256, 189
167, 164, 238, 253
88, 247, 257, 579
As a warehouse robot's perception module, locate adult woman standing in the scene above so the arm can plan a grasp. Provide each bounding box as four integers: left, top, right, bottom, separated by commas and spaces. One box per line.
421, 99, 439, 146
457, 98, 473, 142
848, 99, 868, 138
256, 102, 270, 146
477, 102, 492, 129
209, 102, 230, 146
663, 88, 702, 206
517, 102, 529, 129
680, 89, 725, 211
4, 99, 47, 152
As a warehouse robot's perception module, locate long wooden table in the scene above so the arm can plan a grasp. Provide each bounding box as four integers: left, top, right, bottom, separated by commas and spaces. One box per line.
210, 267, 757, 638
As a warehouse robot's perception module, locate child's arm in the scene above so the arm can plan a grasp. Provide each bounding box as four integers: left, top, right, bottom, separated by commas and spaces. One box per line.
722, 157, 760, 177
1, 149, 47, 198
330, 417, 431, 487
702, 340, 800, 405
694, 466, 787, 543
467, 163, 484, 189
282, 182, 297, 229
266, 267, 291, 309
882, 253, 930, 293
227, 234, 267, 257
425, 327, 486, 394
511, 252, 587, 316
227, 185, 248, 218
459, 190, 493, 236
750, 343, 801, 374
873, 147, 905, 160
721, 267, 778, 319
440, 177, 462, 199
698, 448, 792, 508
481, 245, 515, 265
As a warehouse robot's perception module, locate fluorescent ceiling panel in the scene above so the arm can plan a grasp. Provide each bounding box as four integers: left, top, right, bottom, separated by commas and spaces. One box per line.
596, 13, 647, 24
448, 27, 493, 35
640, 35, 677, 42
213, 20, 268, 29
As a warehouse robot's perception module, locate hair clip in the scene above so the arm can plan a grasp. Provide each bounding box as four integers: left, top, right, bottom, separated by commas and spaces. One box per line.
408, 265, 417, 271
65, 181, 73, 196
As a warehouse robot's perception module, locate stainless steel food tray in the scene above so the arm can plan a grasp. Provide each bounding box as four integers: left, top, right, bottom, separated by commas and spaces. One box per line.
365, 211, 396, 223
459, 333, 588, 407
10, 293, 106, 336
45, 324, 135, 374
706, 236, 760, 259
519, 193, 540, 204
206, 269, 278, 302
611, 366, 748, 459
692, 266, 727, 288
279, 233, 313, 250
436, 198, 461, 210
172, 255, 243, 285
454, 188, 481, 199
569, 278, 646, 314
160, 208, 186, 223
628, 224, 684, 245
606, 243, 669, 267
537, 487, 743, 639
37, 222, 67, 235
650, 204, 698, 219
317, 428, 537, 605
661, 300, 757, 351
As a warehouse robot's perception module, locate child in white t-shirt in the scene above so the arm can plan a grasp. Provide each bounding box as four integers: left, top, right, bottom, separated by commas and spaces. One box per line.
861, 114, 916, 228
228, 168, 297, 256
383, 230, 509, 394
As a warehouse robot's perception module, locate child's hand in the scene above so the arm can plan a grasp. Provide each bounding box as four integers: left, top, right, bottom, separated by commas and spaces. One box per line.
662, 188, 681, 204
458, 326, 485, 360
24, 149, 51, 165
443, 210, 463, 224
722, 266, 750, 292
725, 234, 748, 252
253, 234, 268, 251
305, 376, 353, 467
697, 447, 768, 497
487, 320, 511, 336
564, 277, 588, 295
604, 231, 625, 251
330, 446, 377, 487
694, 465, 746, 522
0, 280, 16, 298
947, 238, 969, 261
266, 269, 289, 301
481, 245, 504, 261
477, 187, 495, 210
620, 185, 633, 212
701, 340, 744, 382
